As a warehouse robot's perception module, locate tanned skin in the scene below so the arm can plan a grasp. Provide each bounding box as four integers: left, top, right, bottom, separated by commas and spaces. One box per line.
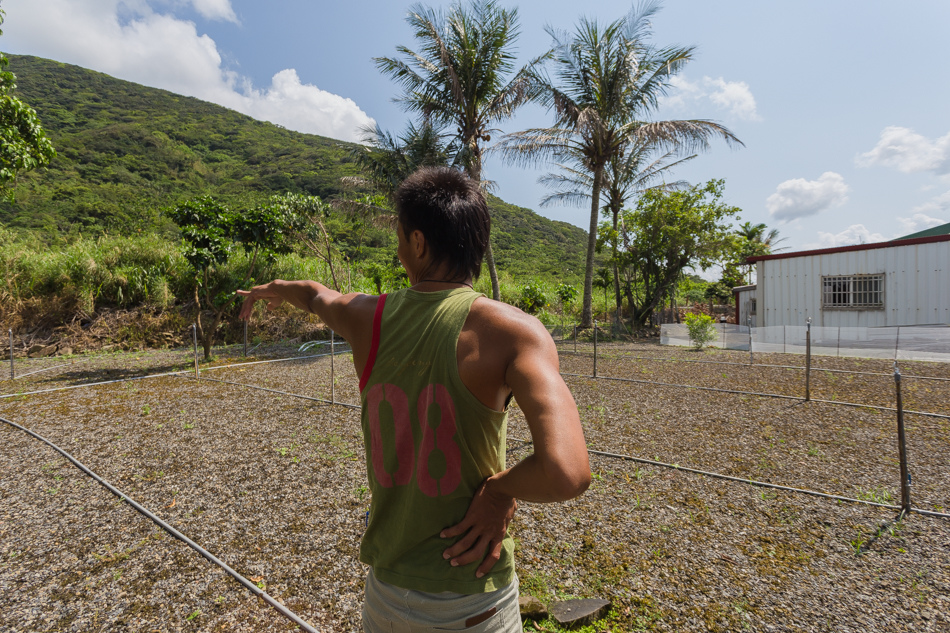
237, 222, 590, 578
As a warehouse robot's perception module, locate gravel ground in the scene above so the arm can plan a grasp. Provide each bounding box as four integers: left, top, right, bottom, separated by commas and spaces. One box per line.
1, 340, 948, 632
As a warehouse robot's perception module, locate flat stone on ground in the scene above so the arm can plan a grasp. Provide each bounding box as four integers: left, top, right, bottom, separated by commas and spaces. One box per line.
549, 598, 611, 628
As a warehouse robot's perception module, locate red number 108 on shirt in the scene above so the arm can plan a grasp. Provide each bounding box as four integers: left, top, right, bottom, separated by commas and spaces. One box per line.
365, 383, 462, 497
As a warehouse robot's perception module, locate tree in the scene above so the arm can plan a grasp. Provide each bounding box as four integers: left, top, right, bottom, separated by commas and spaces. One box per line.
168, 196, 295, 359
497, 1, 741, 327
734, 221, 786, 283
612, 179, 740, 328
0, 8, 55, 201
350, 120, 461, 204
375, 0, 533, 299
539, 140, 694, 318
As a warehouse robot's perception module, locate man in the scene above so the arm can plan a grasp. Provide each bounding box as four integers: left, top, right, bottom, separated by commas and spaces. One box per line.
238, 166, 590, 632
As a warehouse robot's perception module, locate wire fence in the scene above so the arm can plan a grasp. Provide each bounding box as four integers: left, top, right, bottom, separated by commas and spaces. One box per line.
4, 320, 949, 522
660, 322, 950, 362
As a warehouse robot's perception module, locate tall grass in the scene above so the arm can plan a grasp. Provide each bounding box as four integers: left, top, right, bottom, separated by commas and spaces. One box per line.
0, 230, 599, 325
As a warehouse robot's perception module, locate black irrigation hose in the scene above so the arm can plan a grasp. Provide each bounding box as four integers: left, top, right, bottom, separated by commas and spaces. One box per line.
555, 346, 950, 382
0, 415, 320, 633
0, 349, 352, 401
0, 369, 191, 400
507, 437, 950, 520
192, 375, 361, 411
562, 372, 950, 422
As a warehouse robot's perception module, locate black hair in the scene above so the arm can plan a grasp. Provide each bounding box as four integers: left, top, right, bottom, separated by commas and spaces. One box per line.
395, 166, 490, 282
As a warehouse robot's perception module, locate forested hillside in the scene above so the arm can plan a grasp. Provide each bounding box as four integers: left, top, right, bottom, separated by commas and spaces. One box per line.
2, 55, 589, 282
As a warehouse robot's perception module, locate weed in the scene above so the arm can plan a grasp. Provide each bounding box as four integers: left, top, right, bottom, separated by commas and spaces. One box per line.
141, 404, 151, 416
186, 610, 200, 621
850, 529, 866, 555
356, 484, 368, 500
182, 422, 194, 430
854, 487, 892, 505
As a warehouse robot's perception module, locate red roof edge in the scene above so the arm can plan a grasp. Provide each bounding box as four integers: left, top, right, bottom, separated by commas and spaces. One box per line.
747, 233, 950, 263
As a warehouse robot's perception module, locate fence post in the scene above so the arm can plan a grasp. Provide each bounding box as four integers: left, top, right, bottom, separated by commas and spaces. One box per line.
593, 323, 598, 379
330, 330, 336, 405
747, 316, 753, 365
894, 364, 911, 518
894, 326, 901, 361
805, 318, 812, 401
192, 324, 199, 379
573, 325, 577, 355
243, 320, 248, 357
8, 329, 13, 380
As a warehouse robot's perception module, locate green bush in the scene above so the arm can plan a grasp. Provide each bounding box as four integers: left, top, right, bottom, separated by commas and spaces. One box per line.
519, 282, 547, 314
685, 313, 717, 350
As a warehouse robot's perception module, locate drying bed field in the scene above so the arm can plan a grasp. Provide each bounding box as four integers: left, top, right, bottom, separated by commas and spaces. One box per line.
0, 341, 948, 632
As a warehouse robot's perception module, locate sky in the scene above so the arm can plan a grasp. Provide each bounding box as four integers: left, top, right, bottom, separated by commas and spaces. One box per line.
3, 0, 950, 257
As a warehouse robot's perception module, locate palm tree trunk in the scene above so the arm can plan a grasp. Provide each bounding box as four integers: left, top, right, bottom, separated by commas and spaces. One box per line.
467, 151, 501, 301
611, 207, 621, 322
485, 240, 501, 300
581, 165, 605, 328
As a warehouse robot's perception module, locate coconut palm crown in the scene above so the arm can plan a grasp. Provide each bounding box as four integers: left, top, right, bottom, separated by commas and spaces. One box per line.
496, 1, 743, 327
375, 0, 536, 299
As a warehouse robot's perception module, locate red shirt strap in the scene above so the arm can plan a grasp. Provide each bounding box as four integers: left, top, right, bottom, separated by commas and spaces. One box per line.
359, 294, 388, 392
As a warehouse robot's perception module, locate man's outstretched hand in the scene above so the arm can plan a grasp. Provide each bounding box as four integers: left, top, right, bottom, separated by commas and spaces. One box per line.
440, 476, 517, 578
236, 284, 285, 320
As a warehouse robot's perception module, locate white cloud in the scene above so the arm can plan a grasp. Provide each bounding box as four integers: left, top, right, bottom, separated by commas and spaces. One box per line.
894, 191, 950, 236
187, 0, 238, 23
1, 0, 373, 142
856, 126, 950, 176
766, 172, 850, 221
664, 75, 760, 121
810, 225, 886, 249
897, 210, 947, 236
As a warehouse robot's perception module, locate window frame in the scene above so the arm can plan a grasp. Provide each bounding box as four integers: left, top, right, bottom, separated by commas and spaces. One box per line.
821, 273, 885, 310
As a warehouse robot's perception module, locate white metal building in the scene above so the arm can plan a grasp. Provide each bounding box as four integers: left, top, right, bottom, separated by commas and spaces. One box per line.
746, 234, 950, 328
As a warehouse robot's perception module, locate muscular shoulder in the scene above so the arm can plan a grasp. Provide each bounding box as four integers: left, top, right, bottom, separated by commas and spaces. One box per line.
466, 296, 553, 352
317, 291, 379, 343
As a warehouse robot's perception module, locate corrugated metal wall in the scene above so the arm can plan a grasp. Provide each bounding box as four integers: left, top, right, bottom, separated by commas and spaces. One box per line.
755, 241, 949, 327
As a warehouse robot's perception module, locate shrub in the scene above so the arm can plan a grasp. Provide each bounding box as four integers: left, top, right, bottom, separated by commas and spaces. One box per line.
685, 313, 717, 350
519, 282, 547, 314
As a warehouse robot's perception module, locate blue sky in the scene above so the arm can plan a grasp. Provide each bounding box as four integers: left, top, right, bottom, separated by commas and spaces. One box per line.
4, 0, 950, 255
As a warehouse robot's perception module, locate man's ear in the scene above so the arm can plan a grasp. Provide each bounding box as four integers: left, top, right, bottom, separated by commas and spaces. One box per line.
410, 229, 427, 259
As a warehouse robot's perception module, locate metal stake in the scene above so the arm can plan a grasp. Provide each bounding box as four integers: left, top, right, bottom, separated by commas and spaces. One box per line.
244, 320, 248, 357
747, 316, 753, 365
593, 322, 598, 379
330, 330, 336, 404
805, 318, 812, 401
192, 324, 199, 379
8, 329, 13, 380
894, 364, 912, 517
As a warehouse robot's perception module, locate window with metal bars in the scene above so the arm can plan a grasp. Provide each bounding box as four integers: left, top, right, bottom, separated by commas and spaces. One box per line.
821, 274, 885, 309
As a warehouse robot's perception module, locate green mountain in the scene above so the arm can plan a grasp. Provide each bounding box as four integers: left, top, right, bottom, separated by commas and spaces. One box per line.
2, 55, 588, 282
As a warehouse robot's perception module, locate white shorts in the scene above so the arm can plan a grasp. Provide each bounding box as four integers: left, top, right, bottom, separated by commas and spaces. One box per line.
361, 569, 522, 632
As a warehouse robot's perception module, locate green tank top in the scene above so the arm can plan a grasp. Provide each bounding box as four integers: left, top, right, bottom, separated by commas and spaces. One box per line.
357, 287, 514, 594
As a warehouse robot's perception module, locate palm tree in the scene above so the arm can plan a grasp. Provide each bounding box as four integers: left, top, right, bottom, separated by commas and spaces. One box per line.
375, 0, 534, 299
737, 221, 786, 251
496, 2, 742, 327
350, 120, 461, 204
736, 221, 787, 283
539, 140, 695, 319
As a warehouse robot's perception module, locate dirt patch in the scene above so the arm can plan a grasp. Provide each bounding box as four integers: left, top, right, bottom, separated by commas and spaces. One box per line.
0, 341, 948, 632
